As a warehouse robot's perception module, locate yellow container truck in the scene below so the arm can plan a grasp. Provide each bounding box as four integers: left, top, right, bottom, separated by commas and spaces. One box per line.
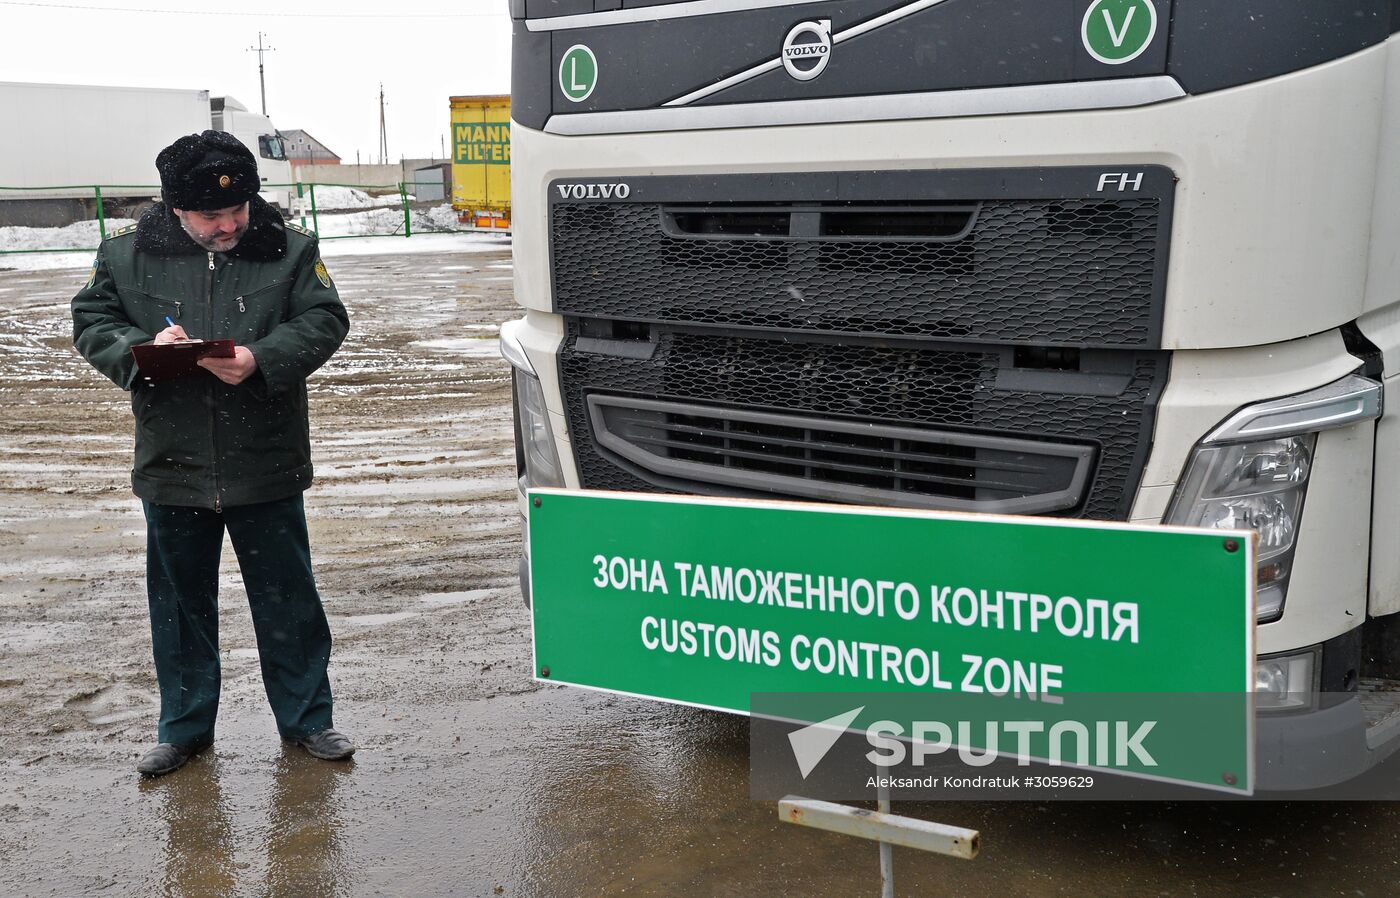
450, 94, 511, 230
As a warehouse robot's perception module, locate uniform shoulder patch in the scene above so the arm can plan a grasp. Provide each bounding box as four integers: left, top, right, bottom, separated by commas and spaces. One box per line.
108, 224, 137, 238
314, 257, 332, 288
285, 221, 315, 237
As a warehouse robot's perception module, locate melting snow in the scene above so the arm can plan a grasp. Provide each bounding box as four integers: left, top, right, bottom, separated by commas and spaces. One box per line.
0, 219, 137, 271
412, 336, 502, 356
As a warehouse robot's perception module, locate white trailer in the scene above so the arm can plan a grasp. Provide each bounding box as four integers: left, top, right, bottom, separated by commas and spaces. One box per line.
0, 81, 291, 227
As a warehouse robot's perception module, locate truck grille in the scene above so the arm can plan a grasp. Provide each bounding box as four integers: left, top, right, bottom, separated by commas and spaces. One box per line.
551, 197, 1164, 348
550, 169, 1172, 520
587, 394, 1096, 514
560, 329, 1166, 520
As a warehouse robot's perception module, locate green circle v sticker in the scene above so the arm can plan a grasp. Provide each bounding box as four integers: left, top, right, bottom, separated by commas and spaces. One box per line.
559, 44, 598, 103
1082, 0, 1157, 65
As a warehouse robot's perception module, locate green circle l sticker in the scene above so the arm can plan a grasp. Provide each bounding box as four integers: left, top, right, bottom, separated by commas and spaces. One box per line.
1081, 0, 1157, 65
559, 44, 598, 103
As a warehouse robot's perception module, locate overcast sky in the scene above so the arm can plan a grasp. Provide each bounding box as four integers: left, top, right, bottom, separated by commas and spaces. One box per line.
0, 0, 512, 164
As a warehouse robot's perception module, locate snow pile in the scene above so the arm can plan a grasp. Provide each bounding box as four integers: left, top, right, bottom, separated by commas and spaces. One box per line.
306, 186, 407, 210
0, 218, 137, 270
423, 205, 463, 231
314, 207, 409, 237
313, 204, 466, 237
0, 218, 136, 254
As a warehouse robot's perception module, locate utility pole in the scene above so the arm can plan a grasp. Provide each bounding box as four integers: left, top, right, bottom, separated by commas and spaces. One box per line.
247, 32, 275, 116
378, 84, 389, 165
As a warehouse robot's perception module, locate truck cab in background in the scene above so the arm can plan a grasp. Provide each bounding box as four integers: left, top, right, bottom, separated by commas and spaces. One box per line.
211, 95, 293, 213
503, 0, 1400, 789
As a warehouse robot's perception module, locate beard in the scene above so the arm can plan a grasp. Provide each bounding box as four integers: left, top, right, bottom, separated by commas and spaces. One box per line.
177, 215, 248, 252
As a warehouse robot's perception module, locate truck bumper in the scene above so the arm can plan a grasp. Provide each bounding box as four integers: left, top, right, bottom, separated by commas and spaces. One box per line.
1256, 695, 1400, 792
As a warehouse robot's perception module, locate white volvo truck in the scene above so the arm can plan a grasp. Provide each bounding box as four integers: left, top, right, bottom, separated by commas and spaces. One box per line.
501, 0, 1400, 790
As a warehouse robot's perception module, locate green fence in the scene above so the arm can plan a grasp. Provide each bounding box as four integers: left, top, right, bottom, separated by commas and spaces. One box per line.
0, 181, 500, 255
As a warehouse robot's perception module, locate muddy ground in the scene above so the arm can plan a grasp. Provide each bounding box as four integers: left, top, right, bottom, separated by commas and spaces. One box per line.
1, 243, 1397, 897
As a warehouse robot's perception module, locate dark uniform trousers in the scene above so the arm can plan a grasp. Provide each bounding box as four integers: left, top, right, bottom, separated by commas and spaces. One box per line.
142, 494, 334, 746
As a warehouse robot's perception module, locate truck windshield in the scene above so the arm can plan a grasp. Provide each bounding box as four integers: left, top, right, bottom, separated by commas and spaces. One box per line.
258, 135, 286, 161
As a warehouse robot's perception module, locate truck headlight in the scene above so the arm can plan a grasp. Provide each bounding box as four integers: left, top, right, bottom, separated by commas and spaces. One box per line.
1254, 649, 1317, 712
1167, 436, 1313, 622
1163, 374, 1381, 624
501, 319, 565, 491
512, 369, 565, 489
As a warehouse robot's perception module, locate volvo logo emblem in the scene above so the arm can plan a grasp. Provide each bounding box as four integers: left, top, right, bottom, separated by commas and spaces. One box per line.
781, 19, 832, 81
555, 182, 632, 200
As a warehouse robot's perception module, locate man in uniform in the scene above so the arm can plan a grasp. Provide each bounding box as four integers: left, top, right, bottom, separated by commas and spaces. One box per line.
72, 131, 354, 776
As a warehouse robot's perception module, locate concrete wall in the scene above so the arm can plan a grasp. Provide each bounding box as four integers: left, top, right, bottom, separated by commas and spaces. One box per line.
292, 159, 449, 196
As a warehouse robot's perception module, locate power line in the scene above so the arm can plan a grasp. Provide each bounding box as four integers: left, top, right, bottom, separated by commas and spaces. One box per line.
246, 32, 275, 116
379, 84, 389, 165
0, 0, 500, 17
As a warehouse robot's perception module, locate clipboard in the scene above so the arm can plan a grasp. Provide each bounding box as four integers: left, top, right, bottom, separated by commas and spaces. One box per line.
131, 339, 235, 382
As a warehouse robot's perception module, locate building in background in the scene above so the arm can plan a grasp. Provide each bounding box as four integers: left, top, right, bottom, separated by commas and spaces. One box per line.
282, 129, 341, 167
411, 162, 451, 203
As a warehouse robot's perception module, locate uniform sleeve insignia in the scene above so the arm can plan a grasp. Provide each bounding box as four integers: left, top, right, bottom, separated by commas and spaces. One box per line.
314, 258, 332, 288
85, 258, 99, 289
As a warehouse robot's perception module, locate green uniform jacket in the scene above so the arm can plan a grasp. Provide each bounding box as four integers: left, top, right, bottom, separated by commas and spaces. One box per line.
71, 198, 349, 510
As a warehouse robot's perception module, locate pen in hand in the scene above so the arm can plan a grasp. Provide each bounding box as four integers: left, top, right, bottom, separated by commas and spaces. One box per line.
155, 316, 191, 345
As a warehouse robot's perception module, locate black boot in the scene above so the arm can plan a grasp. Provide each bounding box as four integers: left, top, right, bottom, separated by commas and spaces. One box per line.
293, 728, 356, 761
136, 740, 209, 776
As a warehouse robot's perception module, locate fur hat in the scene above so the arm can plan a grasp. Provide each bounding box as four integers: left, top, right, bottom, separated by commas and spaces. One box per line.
156, 130, 261, 211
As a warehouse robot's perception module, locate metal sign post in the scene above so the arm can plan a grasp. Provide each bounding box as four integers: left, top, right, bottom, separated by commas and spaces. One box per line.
878, 778, 894, 898
779, 788, 979, 897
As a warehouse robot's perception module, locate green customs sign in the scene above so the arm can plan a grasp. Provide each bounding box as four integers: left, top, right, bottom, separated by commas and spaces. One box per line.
529, 490, 1256, 792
